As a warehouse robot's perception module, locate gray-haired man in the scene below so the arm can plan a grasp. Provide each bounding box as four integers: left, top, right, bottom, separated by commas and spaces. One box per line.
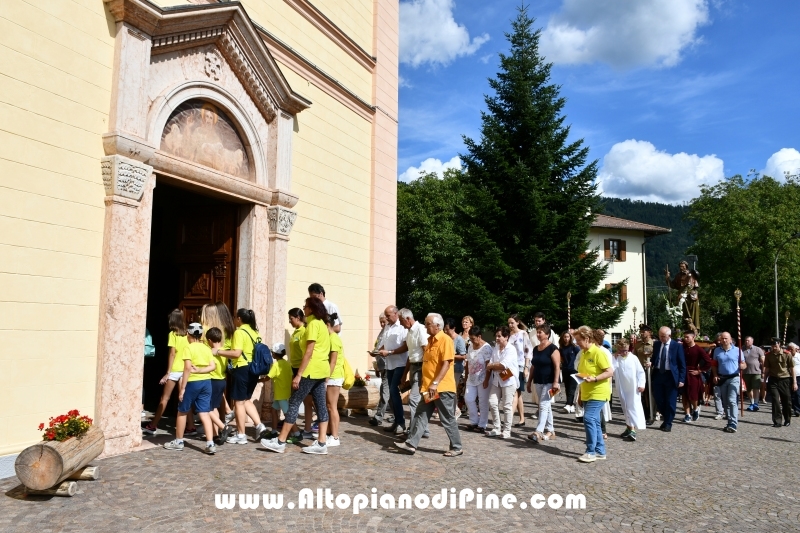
398, 308, 429, 439
397, 313, 462, 456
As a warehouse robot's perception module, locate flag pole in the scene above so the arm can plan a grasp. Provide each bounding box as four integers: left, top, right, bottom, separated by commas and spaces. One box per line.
735, 288, 743, 417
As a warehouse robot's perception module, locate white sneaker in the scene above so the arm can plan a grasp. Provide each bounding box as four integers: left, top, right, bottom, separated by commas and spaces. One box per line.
532, 413, 538, 419
714, 414, 724, 420
225, 411, 235, 424
455, 408, 462, 419
163, 439, 184, 451
502, 431, 511, 439
485, 428, 502, 437
302, 440, 328, 455
260, 438, 285, 453
326, 436, 340, 447
226, 434, 248, 444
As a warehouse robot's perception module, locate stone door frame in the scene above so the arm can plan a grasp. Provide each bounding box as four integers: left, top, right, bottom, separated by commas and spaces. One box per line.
97, 0, 310, 456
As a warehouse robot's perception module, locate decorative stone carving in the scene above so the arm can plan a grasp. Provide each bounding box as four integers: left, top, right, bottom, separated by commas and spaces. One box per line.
101, 155, 153, 201
267, 206, 297, 236
218, 32, 277, 123
204, 50, 222, 80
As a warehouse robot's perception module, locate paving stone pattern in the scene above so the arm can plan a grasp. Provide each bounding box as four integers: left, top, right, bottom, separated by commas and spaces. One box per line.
1, 396, 798, 533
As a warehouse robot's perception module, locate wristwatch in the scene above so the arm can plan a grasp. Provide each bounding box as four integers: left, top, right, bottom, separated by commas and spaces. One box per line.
432, 381, 439, 385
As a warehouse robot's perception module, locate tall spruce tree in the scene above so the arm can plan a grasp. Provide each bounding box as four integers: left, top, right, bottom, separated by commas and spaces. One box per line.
457, 6, 626, 330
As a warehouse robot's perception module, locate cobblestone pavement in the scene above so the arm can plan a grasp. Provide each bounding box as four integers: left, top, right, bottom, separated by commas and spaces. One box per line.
2, 394, 799, 533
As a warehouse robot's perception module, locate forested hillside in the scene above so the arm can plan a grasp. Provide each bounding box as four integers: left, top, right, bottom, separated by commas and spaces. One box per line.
601, 198, 695, 289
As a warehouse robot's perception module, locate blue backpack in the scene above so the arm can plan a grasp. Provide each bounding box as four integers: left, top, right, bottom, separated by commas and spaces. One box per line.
240, 329, 274, 377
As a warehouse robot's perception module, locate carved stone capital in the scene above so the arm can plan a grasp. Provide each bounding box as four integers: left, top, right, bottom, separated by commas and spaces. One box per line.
101, 155, 153, 202
267, 206, 297, 236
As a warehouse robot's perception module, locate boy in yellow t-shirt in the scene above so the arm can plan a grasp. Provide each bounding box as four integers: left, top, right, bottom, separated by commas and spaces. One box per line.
164, 323, 217, 454
263, 343, 292, 439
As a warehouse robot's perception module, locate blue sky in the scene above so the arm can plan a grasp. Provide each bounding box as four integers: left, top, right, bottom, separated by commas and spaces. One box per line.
396, 0, 800, 204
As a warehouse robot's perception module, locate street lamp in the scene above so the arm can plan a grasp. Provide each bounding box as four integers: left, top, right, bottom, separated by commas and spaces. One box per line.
774, 231, 800, 338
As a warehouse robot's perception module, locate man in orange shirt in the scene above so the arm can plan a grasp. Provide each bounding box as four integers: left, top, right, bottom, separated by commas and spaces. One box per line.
396, 313, 462, 456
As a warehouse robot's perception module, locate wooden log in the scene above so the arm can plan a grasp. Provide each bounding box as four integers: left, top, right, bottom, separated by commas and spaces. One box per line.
67, 466, 99, 481
25, 481, 77, 497
337, 385, 379, 410
15, 425, 105, 491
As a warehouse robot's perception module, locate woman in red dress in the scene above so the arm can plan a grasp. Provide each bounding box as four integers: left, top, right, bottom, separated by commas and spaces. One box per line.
681, 331, 712, 422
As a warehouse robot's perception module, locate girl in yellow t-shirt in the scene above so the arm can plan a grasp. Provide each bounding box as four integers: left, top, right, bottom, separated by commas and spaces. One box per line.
261, 297, 331, 455
144, 309, 195, 435
326, 317, 346, 447
200, 303, 236, 444
215, 308, 267, 444
286, 307, 310, 442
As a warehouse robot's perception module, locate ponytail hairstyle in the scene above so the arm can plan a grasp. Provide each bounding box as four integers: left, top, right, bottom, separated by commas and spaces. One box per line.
168, 309, 187, 336
236, 308, 258, 332
288, 307, 305, 324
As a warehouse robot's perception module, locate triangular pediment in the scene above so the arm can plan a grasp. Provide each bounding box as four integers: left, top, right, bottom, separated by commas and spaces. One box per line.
105, 0, 310, 122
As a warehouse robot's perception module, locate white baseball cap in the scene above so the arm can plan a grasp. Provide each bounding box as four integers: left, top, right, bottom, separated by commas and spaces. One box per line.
272, 342, 285, 354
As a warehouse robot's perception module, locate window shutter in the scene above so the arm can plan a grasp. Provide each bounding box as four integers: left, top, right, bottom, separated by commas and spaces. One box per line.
619, 240, 626, 261
604, 239, 610, 260
621, 285, 627, 303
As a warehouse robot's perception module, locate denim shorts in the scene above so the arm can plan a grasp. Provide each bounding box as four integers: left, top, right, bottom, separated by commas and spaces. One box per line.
272, 399, 289, 413
178, 380, 212, 413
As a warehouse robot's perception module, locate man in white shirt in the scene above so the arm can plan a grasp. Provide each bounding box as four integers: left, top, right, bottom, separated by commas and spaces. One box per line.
308, 283, 342, 333
397, 309, 429, 439
378, 305, 408, 434
530, 312, 559, 345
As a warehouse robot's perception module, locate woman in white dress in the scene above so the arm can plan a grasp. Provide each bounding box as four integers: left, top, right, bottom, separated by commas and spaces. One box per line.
612, 339, 646, 441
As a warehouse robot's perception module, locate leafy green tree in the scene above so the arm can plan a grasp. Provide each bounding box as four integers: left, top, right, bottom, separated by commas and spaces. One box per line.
397, 169, 506, 321
454, 6, 625, 330
686, 174, 800, 343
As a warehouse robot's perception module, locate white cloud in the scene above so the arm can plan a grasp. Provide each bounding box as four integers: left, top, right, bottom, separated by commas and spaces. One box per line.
598, 140, 724, 204
398, 156, 462, 182
400, 0, 490, 67
540, 0, 710, 69
761, 148, 800, 181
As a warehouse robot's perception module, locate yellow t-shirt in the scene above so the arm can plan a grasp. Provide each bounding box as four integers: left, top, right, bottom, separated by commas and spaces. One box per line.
267, 358, 292, 401
329, 331, 345, 379
578, 344, 612, 401
231, 324, 259, 369
182, 341, 214, 382
290, 326, 306, 369
299, 316, 330, 379
209, 337, 231, 380
168, 332, 190, 373
421, 331, 456, 394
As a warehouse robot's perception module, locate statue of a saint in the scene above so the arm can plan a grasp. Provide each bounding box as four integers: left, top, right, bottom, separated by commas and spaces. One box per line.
665, 260, 700, 332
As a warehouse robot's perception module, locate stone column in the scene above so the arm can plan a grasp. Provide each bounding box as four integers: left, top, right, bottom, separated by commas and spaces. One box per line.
266, 205, 297, 344
95, 155, 155, 457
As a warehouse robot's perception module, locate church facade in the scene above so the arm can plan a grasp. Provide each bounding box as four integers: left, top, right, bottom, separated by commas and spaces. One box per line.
0, 0, 398, 457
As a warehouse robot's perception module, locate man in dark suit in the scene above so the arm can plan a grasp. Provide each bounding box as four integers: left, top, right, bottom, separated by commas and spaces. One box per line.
651, 326, 686, 431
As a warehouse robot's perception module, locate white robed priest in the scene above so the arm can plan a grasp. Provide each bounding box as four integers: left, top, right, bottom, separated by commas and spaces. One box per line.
612, 338, 646, 441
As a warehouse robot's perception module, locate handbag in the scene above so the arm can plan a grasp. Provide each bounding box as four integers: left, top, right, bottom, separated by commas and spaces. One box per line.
499, 366, 514, 381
